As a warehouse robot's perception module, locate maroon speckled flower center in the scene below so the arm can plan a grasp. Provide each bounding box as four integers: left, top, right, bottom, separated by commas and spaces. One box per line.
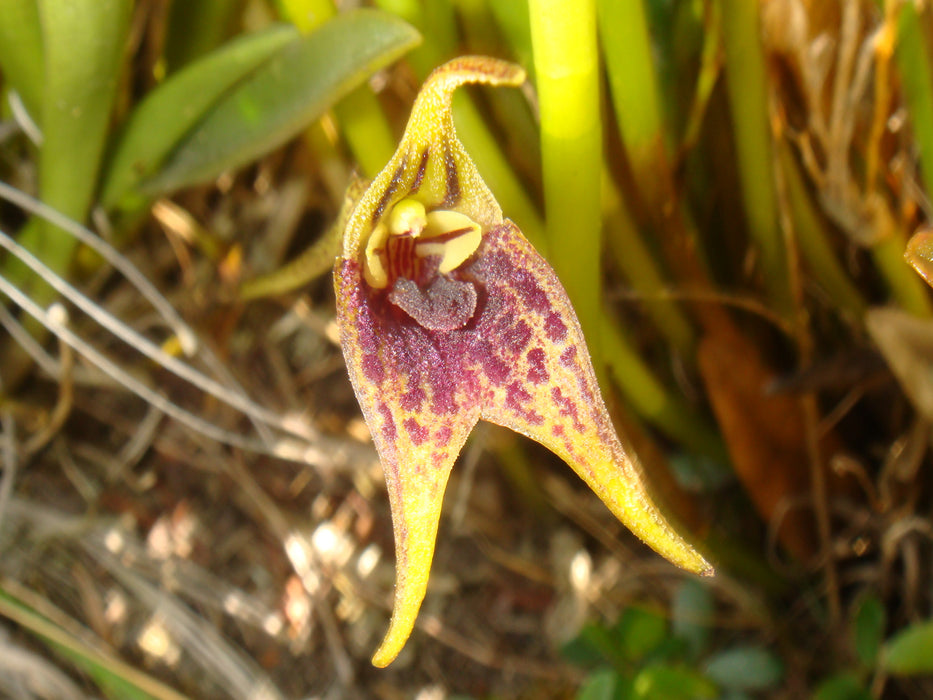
364, 204, 482, 332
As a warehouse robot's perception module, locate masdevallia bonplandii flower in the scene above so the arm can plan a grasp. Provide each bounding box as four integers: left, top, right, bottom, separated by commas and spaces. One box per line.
334, 56, 712, 667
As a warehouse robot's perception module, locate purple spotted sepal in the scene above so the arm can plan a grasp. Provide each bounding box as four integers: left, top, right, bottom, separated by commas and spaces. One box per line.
334, 56, 712, 668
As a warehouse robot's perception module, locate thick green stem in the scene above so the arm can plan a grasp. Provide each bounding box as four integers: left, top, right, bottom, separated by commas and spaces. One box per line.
528, 0, 602, 356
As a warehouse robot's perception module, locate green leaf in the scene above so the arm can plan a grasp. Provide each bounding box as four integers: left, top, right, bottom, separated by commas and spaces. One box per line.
632, 663, 718, 700
10, 0, 132, 301
852, 593, 885, 668
813, 673, 873, 700
578, 669, 622, 700
101, 23, 300, 211
139, 9, 420, 197
671, 579, 714, 658
883, 620, 933, 675
38, 0, 133, 225
563, 622, 622, 668
0, 0, 44, 119
613, 606, 669, 663
703, 646, 783, 691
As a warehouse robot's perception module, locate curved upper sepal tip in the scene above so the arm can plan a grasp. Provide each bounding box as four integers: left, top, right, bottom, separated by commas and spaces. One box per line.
696, 557, 715, 578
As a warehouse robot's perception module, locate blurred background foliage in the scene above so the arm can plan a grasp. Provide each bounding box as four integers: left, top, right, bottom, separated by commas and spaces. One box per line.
0, 0, 933, 697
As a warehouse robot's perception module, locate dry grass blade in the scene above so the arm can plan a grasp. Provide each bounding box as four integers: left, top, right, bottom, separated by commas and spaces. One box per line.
0, 183, 319, 440
0, 577, 188, 700
0, 409, 16, 537
89, 547, 284, 700
0, 181, 192, 351
0, 227, 289, 433
0, 272, 278, 452
0, 185, 328, 462
0, 633, 86, 700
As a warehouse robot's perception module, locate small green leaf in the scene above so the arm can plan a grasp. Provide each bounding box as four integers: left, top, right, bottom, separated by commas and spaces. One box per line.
563, 623, 622, 668
703, 646, 783, 691
883, 620, 933, 675
613, 606, 669, 663
671, 579, 714, 658
852, 593, 885, 668
101, 24, 301, 210
577, 669, 622, 700
632, 663, 718, 700
140, 9, 420, 197
813, 673, 873, 700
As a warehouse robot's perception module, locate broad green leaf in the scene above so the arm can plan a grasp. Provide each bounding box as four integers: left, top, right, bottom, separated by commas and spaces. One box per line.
563, 623, 624, 668
32, 0, 132, 272
852, 593, 885, 668
632, 663, 717, 700
0, 0, 44, 119
578, 669, 623, 700
703, 646, 783, 691
139, 9, 420, 196
813, 673, 873, 700
883, 620, 933, 675
37, 0, 132, 223
671, 579, 714, 658
101, 24, 300, 211
613, 606, 669, 663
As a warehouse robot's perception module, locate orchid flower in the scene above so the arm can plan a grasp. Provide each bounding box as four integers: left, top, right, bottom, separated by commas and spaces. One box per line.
334, 56, 712, 667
